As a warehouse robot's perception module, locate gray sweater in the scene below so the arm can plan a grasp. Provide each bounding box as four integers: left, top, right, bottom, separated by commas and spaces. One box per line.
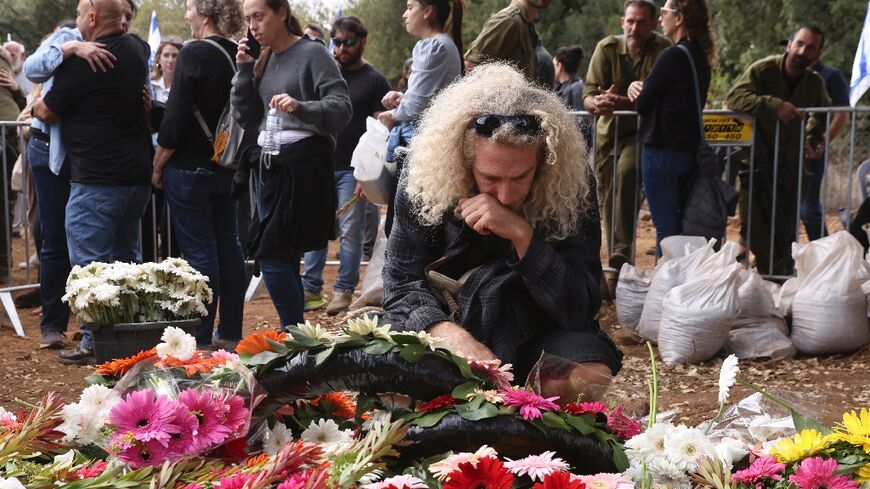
231, 37, 352, 147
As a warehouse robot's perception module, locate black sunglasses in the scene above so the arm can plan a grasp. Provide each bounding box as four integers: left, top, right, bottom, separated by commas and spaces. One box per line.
333, 37, 360, 47
473, 114, 542, 137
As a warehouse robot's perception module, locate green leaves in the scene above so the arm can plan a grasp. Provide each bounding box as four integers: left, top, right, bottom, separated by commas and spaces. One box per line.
362, 339, 395, 355
451, 382, 479, 400
412, 410, 450, 428
398, 344, 429, 363
457, 402, 500, 421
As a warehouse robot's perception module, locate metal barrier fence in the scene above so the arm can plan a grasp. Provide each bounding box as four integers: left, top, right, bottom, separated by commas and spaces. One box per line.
576, 107, 870, 280
2, 107, 868, 333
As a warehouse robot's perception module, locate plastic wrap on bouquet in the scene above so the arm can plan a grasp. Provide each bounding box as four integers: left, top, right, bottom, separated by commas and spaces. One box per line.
255, 349, 468, 417
72, 351, 265, 468
400, 413, 618, 475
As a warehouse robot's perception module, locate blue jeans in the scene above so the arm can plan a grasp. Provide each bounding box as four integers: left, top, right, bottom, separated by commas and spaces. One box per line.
163, 166, 246, 346
302, 170, 366, 293
66, 183, 151, 349
28, 137, 71, 335
800, 157, 828, 241
642, 146, 696, 256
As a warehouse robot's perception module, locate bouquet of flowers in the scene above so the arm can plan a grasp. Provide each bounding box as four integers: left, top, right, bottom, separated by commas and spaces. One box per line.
58, 327, 263, 468
62, 258, 213, 325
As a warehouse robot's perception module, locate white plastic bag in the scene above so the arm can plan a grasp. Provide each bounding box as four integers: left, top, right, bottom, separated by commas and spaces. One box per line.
658, 262, 742, 364
351, 117, 392, 205
637, 239, 715, 342
350, 220, 387, 310
738, 269, 779, 319
615, 263, 654, 332
726, 318, 795, 360
660, 235, 709, 264
789, 231, 870, 354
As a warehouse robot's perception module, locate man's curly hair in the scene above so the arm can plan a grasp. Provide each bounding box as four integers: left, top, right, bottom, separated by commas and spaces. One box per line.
404, 63, 592, 241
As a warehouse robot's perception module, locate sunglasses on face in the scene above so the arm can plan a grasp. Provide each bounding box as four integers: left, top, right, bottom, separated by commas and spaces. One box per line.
333, 37, 360, 47
473, 114, 542, 137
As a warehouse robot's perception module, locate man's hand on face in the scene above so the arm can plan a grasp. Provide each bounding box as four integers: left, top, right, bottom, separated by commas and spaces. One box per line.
427, 321, 497, 362
459, 193, 534, 256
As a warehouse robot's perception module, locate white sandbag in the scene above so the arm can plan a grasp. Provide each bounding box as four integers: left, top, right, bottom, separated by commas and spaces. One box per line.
738, 269, 779, 319
637, 239, 716, 342
790, 231, 870, 354
351, 117, 393, 205
660, 235, 709, 264
615, 263, 654, 332
726, 319, 795, 360
349, 221, 387, 310
658, 262, 742, 364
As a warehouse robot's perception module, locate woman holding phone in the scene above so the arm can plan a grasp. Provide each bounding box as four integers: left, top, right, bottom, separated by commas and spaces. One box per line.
151, 0, 246, 350
232, 0, 352, 328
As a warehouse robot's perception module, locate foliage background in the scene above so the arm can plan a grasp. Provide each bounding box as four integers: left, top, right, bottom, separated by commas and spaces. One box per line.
4, 0, 867, 102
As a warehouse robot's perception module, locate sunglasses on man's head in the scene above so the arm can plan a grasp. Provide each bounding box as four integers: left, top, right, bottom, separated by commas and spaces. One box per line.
333, 37, 360, 47
473, 114, 542, 138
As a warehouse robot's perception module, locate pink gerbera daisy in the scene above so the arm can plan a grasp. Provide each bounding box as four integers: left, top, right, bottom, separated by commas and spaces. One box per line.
178, 389, 234, 449
732, 455, 786, 488
165, 401, 200, 456
216, 473, 253, 489
504, 451, 571, 481
575, 472, 634, 489
109, 390, 181, 446
789, 457, 859, 489
115, 439, 171, 468
501, 387, 559, 421
222, 392, 250, 439
277, 472, 311, 489
469, 360, 516, 389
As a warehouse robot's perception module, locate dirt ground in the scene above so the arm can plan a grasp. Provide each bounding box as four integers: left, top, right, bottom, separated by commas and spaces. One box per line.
0, 215, 867, 428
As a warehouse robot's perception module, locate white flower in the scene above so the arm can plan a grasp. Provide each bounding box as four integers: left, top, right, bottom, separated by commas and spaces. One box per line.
415, 331, 449, 351
714, 436, 749, 469
344, 315, 392, 340
155, 326, 197, 361
429, 446, 499, 481
301, 418, 354, 445
263, 422, 293, 456
91, 283, 122, 305
0, 406, 16, 424
297, 320, 335, 343
625, 422, 673, 466
664, 426, 716, 473
718, 354, 740, 405
649, 457, 691, 489
78, 384, 121, 421
0, 476, 26, 489
503, 451, 570, 481
57, 403, 99, 444
52, 450, 76, 470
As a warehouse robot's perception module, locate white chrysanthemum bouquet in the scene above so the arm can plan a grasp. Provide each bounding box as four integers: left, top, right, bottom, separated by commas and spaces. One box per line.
62, 258, 213, 325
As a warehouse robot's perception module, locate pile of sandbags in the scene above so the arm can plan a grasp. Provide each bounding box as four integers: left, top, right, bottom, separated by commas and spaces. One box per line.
726, 269, 795, 361
780, 231, 870, 354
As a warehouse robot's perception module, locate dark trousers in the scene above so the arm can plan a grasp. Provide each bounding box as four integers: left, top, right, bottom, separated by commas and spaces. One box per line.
28, 136, 71, 334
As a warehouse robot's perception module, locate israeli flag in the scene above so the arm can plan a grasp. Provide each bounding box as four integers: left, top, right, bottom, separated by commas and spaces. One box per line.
147, 10, 161, 68
850, 1, 870, 106
327, 7, 343, 52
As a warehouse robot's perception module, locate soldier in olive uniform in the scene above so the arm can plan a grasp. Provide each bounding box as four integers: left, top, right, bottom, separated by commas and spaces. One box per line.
582, 0, 670, 288
725, 25, 830, 277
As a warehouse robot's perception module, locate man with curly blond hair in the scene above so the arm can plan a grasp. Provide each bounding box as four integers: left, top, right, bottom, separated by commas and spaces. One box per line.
382, 64, 622, 401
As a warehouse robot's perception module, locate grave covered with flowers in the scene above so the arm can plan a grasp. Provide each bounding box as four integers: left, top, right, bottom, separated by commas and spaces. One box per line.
0, 315, 867, 488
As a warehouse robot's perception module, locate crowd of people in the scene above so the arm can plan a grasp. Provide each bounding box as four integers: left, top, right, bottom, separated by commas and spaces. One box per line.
0, 0, 851, 400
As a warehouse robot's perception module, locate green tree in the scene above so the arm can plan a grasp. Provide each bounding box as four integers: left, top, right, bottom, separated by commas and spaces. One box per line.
0, 0, 79, 53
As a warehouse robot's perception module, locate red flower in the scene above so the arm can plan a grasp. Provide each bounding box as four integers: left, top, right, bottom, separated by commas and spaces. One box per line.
563, 401, 608, 415
418, 394, 456, 413
533, 471, 586, 489
443, 457, 515, 489
606, 407, 643, 440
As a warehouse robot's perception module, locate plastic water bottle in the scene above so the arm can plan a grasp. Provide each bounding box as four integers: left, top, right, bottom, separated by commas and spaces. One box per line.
262, 108, 282, 156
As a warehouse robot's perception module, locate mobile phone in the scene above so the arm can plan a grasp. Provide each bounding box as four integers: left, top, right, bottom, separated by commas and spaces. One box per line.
246, 28, 261, 59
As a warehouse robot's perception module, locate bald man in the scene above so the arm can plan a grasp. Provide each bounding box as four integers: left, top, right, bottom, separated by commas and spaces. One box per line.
2, 42, 33, 96
34, 0, 153, 365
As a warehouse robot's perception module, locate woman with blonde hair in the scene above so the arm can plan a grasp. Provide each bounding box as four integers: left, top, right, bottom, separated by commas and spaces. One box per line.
150, 37, 183, 103
628, 0, 716, 254
383, 64, 622, 397
151, 0, 246, 349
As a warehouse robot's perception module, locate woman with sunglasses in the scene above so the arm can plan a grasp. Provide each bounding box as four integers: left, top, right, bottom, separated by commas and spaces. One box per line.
627, 0, 715, 255
232, 0, 352, 328
378, 0, 464, 235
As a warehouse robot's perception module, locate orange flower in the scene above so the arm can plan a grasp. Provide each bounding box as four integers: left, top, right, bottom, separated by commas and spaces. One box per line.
245, 453, 270, 468
236, 329, 288, 356
156, 351, 226, 377
94, 348, 157, 376
311, 392, 357, 420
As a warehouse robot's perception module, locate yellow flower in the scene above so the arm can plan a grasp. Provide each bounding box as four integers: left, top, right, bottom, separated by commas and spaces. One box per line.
830, 408, 870, 452
770, 429, 829, 463
857, 463, 870, 483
